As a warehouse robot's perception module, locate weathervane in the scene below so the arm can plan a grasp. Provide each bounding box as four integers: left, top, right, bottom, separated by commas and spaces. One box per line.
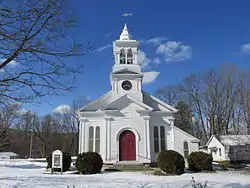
121, 12, 132, 24
122, 12, 132, 17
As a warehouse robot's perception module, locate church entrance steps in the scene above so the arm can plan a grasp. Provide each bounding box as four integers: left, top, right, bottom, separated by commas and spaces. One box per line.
103, 161, 152, 171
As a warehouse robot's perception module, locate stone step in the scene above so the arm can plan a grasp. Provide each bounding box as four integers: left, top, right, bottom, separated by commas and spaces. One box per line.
112, 163, 149, 170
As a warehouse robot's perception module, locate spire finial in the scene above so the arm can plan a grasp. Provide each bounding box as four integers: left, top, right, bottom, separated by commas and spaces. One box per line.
119, 23, 132, 40
124, 23, 128, 30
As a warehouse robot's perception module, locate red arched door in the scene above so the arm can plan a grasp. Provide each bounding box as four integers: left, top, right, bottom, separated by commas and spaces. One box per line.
119, 130, 136, 161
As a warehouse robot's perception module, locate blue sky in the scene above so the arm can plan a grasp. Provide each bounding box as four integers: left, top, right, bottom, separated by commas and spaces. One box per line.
24, 0, 250, 115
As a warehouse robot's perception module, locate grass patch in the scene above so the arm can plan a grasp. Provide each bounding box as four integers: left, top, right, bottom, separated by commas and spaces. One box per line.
153, 170, 167, 176
201, 170, 216, 173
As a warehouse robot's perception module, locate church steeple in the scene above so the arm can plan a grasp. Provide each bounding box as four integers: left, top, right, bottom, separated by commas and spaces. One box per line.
119, 23, 132, 40
112, 24, 140, 71
110, 24, 143, 101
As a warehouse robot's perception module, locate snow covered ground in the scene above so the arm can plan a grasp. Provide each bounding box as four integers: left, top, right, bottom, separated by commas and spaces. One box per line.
0, 160, 250, 188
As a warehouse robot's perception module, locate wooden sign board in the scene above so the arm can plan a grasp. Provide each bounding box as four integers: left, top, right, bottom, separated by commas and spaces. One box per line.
52, 150, 63, 174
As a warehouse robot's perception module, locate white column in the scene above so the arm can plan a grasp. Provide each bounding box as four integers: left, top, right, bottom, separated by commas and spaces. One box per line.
115, 79, 118, 94
105, 116, 112, 161
138, 79, 141, 91
78, 121, 82, 154
136, 78, 140, 91
116, 52, 120, 64
144, 116, 151, 160
83, 118, 89, 152
125, 50, 128, 64
169, 118, 175, 150
134, 53, 138, 64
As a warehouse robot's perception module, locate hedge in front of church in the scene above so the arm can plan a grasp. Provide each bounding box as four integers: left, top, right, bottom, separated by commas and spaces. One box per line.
46, 152, 72, 172
157, 150, 185, 175
187, 151, 213, 172
76, 152, 103, 174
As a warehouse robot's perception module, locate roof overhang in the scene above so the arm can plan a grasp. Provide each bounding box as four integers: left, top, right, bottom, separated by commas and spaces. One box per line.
101, 94, 153, 111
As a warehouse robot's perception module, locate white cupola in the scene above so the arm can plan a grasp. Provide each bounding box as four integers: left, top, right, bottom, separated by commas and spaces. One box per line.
110, 24, 143, 101
119, 24, 132, 40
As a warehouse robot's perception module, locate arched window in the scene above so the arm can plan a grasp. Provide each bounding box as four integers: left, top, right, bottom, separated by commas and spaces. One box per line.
154, 126, 159, 153
127, 48, 133, 64
183, 141, 189, 158
160, 126, 166, 151
120, 49, 126, 64
89, 126, 94, 152
95, 126, 100, 153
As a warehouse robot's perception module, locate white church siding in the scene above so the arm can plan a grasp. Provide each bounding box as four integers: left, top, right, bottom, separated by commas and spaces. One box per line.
77, 24, 200, 165
149, 114, 172, 163
173, 127, 200, 160
109, 102, 149, 163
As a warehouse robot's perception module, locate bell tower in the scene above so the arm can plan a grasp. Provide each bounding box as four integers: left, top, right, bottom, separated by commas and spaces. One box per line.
110, 24, 143, 101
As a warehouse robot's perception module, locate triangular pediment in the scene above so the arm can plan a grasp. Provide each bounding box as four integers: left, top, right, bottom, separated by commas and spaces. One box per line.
101, 94, 153, 111
112, 68, 140, 75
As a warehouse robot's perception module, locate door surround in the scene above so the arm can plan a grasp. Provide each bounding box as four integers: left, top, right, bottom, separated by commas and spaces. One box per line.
116, 127, 140, 161
119, 130, 136, 161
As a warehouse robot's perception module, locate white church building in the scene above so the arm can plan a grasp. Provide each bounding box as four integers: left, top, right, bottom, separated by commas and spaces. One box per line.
78, 24, 200, 164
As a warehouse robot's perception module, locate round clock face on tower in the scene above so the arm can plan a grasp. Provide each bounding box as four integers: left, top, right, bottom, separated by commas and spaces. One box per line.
122, 80, 132, 91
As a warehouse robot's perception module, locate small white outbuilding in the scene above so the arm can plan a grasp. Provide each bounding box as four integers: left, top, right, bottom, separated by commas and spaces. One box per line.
204, 135, 250, 162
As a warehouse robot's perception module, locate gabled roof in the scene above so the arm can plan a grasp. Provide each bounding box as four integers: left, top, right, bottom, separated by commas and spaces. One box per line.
101, 94, 153, 111
206, 135, 217, 147
78, 90, 178, 113
78, 91, 114, 112
174, 126, 200, 142
142, 90, 178, 112
206, 135, 250, 147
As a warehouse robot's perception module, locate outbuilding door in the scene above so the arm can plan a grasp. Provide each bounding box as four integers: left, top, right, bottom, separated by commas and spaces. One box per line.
119, 130, 136, 161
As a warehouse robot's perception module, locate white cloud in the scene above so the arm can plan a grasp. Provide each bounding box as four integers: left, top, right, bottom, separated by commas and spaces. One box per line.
152, 57, 161, 64
145, 37, 168, 45
140, 37, 168, 45
142, 71, 160, 84
96, 44, 112, 52
138, 50, 150, 68
53, 104, 71, 114
241, 43, 250, 54
156, 41, 192, 62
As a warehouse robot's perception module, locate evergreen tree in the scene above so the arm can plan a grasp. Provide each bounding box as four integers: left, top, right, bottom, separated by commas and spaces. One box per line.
174, 100, 193, 135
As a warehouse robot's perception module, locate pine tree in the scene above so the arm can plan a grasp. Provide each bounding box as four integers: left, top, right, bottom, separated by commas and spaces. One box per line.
174, 100, 193, 135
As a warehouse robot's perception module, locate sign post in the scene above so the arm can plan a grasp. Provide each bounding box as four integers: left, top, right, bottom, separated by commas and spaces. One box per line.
52, 150, 63, 174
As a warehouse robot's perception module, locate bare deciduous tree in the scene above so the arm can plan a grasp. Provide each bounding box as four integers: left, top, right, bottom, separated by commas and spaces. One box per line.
0, 102, 22, 148
157, 63, 246, 143
0, 0, 90, 105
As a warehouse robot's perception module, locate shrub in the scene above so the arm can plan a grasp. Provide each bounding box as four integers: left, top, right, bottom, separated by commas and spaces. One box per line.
46, 152, 72, 172
187, 151, 213, 172
219, 160, 231, 170
76, 152, 103, 174
157, 150, 185, 175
